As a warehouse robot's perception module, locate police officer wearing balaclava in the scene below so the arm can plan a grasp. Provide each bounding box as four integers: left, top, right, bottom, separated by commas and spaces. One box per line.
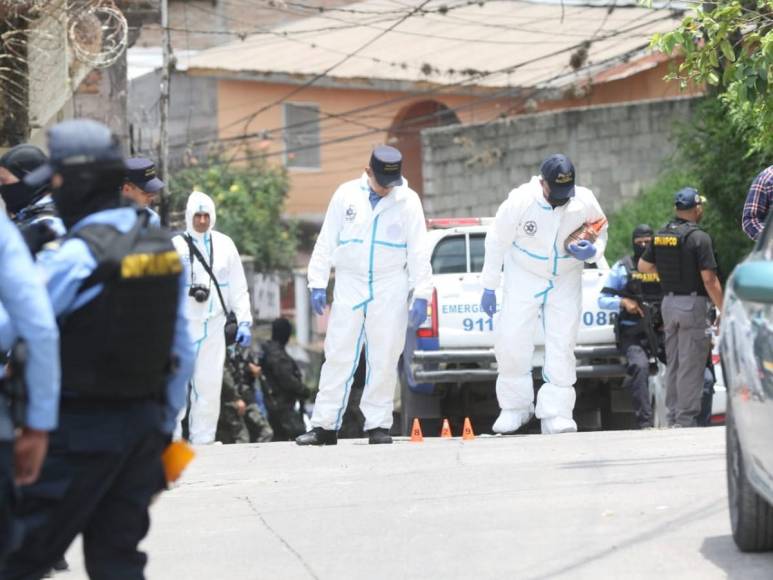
598, 224, 662, 429
0, 144, 65, 254
639, 188, 723, 428
1, 119, 194, 579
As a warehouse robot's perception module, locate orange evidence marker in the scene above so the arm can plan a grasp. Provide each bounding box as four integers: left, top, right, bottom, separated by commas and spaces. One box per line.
462, 417, 475, 440
410, 418, 424, 442
161, 440, 196, 483
440, 418, 453, 438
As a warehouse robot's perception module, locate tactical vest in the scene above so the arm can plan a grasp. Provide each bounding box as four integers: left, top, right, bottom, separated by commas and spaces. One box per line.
59, 217, 182, 399
652, 220, 705, 296
619, 255, 663, 326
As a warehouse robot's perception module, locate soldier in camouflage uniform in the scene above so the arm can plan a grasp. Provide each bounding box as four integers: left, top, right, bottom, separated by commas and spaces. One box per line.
216, 345, 273, 444
261, 318, 309, 441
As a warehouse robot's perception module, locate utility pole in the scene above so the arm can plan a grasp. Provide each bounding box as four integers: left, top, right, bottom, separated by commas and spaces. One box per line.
159, 0, 171, 225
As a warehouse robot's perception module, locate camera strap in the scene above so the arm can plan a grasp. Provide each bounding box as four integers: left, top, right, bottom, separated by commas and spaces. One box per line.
184, 233, 229, 315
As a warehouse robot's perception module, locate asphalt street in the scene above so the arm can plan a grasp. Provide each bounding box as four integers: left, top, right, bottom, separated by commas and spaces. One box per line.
62, 427, 773, 580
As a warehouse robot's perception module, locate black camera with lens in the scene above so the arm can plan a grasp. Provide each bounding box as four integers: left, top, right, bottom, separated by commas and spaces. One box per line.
189, 284, 210, 303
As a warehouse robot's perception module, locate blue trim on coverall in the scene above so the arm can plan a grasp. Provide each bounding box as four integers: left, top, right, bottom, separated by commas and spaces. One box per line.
513, 241, 549, 261
352, 214, 382, 311
335, 323, 367, 429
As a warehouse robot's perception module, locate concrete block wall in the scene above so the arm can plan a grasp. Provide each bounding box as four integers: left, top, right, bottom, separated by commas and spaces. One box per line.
421, 97, 700, 217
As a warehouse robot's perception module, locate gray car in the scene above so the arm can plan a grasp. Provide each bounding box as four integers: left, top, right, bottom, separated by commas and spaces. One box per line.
721, 213, 773, 551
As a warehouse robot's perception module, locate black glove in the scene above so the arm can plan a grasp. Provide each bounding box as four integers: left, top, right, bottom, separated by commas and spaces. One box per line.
20, 222, 57, 255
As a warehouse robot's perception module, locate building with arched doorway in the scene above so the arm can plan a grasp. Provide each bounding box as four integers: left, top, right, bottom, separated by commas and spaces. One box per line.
185, 0, 697, 223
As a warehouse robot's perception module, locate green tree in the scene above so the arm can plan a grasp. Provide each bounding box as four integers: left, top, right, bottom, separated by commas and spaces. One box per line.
651, 0, 773, 154
606, 98, 762, 275
168, 156, 298, 272
605, 170, 696, 264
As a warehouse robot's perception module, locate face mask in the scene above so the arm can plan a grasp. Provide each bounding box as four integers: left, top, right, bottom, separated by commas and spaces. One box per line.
632, 241, 649, 263
0, 181, 36, 214
547, 195, 570, 208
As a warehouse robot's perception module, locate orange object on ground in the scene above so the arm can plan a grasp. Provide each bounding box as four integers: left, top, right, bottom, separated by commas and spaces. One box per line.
462, 417, 475, 440
410, 418, 424, 442
440, 418, 452, 438
161, 440, 195, 483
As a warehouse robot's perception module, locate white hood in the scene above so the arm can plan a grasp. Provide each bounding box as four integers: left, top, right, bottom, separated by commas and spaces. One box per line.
185, 191, 216, 237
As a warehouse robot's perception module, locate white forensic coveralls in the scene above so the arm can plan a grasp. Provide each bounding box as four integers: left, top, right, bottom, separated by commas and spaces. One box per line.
172, 191, 252, 444
308, 174, 432, 431
481, 176, 607, 432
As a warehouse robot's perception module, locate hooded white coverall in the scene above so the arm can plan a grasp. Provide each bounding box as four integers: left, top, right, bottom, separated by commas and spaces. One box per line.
172, 191, 252, 444
481, 176, 607, 431
308, 174, 432, 431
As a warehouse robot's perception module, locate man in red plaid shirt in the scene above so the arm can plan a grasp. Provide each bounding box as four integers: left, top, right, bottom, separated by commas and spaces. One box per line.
742, 165, 773, 240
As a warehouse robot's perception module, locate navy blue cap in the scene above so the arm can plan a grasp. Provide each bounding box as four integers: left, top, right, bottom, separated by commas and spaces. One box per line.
369, 145, 403, 189
125, 157, 164, 193
540, 153, 576, 199
0, 144, 47, 180
674, 187, 705, 210
24, 119, 123, 189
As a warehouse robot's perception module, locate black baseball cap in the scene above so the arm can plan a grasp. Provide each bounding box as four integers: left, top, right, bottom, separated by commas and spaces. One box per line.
0, 144, 48, 180
674, 187, 706, 209
24, 119, 123, 189
369, 145, 403, 189
540, 153, 576, 199
125, 157, 165, 193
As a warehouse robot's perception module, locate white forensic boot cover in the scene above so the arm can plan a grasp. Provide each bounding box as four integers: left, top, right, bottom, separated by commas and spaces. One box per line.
482, 176, 607, 433
172, 191, 252, 444
307, 174, 432, 431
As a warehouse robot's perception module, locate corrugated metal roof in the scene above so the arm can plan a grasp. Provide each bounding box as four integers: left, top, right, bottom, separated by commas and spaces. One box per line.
186, 0, 684, 90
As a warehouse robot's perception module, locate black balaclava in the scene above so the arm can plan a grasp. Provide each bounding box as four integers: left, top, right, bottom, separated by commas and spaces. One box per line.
52, 161, 124, 229
0, 144, 49, 214
271, 318, 293, 347
631, 224, 654, 263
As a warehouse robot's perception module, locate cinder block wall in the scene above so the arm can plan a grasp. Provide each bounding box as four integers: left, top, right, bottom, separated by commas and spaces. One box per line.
421, 96, 699, 217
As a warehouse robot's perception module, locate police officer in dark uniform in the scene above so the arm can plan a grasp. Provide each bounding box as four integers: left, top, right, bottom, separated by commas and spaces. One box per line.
261, 318, 309, 441
1, 119, 194, 580
122, 157, 163, 227
639, 188, 724, 428
599, 224, 662, 429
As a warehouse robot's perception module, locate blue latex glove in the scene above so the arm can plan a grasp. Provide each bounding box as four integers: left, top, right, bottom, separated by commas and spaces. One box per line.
481, 288, 497, 318
311, 288, 327, 316
408, 298, 428, 328
236, 323, 251, 347
568, 240, 596, 261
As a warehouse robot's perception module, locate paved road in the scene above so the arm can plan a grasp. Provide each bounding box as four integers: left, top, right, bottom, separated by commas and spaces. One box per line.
62, 428, 773, 579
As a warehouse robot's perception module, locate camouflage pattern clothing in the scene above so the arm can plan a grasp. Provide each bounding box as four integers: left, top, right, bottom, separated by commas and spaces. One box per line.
260, 340, 309, 441
216, 347, 273, 444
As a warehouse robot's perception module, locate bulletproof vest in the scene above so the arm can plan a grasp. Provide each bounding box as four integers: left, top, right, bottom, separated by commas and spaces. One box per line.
59, 217, 182, 399
652, 220, 705, 296
619, 255, 663, 325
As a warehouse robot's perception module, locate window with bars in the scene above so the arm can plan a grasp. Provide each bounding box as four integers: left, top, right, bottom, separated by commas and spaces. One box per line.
283, 103, 320, 169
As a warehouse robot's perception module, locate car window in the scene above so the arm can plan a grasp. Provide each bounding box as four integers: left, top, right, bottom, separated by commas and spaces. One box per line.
469, 234, 485, 273
432, 235, 467, 274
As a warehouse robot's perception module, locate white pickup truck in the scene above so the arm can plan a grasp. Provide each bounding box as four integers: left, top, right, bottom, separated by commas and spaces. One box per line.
398, 218, 635, 436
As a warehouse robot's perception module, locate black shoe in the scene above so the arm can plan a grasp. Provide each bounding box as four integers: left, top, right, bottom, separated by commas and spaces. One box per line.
368, 428, 393, 445
296, 427, 337, 446
53, 558, 68, 572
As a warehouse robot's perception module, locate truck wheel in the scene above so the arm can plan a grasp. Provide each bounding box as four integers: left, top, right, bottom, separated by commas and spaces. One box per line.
726, 401, 773, 551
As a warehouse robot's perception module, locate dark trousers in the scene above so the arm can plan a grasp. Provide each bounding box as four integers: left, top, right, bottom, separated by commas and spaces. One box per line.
0, 442, 15, 568
662, 295, 711, 427
2, 400, 167, 580
620, 333, 653, 428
